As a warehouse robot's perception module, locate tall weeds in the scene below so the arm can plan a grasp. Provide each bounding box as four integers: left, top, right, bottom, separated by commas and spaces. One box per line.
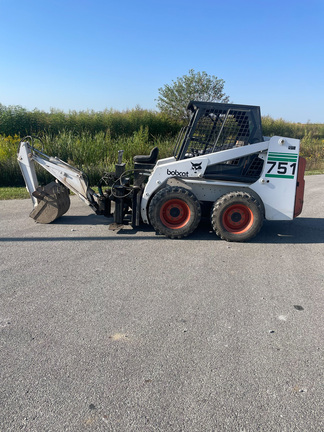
262, 116, 324, 171
0, 104, 180, 138
0, 105, 323, 187
0, 128, 178, 186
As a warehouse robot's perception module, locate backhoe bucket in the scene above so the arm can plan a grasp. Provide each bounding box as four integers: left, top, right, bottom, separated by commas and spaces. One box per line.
30, 182, 70, 224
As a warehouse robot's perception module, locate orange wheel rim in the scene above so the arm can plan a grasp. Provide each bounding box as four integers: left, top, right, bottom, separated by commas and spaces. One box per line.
160, 199, 191, 229
222, 204, 254, 234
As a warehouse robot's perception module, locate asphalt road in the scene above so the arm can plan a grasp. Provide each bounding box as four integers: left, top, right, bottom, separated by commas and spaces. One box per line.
0, 175, 323, 432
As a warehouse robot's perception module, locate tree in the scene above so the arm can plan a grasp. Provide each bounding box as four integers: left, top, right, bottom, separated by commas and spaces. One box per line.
156, 69, 230, 121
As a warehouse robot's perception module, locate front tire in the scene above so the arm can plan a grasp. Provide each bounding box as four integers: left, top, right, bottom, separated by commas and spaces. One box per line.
211, 191, 263, 242
149, 186, 201, 239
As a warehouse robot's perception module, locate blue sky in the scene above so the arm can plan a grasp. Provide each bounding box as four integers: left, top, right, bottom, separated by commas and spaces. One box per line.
0, 0, 323, 123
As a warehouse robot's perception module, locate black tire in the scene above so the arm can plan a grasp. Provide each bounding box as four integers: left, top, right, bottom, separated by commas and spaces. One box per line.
148, 186, 201, 239
211, 191, 263, 242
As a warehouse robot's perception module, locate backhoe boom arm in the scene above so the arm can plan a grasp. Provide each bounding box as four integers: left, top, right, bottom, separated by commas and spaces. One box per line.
17, 139, 100, 223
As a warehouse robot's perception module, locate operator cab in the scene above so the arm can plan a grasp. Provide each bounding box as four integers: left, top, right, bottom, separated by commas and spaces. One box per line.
173, 101, 265, 182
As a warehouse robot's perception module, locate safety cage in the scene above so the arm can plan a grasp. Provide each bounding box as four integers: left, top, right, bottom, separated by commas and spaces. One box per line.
174, 101, 264, 160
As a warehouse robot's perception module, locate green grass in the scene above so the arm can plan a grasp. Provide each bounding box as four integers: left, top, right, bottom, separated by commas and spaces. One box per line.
0, 186, 101, 200
305, 169, 324, 175
0, 187, 30, 200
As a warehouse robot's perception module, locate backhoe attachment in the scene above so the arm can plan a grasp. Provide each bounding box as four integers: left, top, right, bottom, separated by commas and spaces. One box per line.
17, 137, 99, 223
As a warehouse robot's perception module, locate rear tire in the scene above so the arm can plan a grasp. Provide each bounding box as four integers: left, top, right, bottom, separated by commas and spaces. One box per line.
149, 186, 201, 238
211, 191, 263, 242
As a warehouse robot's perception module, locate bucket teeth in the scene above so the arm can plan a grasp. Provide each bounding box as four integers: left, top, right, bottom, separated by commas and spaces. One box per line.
30, 182, 70, 223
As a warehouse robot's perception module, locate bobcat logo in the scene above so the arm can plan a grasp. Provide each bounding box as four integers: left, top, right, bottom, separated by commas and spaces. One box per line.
191, 162, 202, 173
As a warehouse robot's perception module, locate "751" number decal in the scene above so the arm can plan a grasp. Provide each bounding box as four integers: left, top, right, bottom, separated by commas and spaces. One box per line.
265, 153, 298, 179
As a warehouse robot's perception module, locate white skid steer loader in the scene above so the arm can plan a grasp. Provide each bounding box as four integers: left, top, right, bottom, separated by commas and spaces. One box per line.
18, 101, 306, 242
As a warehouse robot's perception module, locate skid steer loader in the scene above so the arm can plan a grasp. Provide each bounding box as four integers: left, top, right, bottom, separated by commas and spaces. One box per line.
17, 101, 306, 242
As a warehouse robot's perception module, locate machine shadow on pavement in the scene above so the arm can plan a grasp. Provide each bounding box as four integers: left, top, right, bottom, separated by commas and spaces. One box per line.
54, 214, 111, 226
253, 217, 324, 244
190, 216, 324, 244
1, 216, 323, 245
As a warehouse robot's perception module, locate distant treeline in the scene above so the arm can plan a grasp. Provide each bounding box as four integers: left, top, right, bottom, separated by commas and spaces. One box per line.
0, 104, 180, 138
1, 103, 324, 140
0, 104, 323, 187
